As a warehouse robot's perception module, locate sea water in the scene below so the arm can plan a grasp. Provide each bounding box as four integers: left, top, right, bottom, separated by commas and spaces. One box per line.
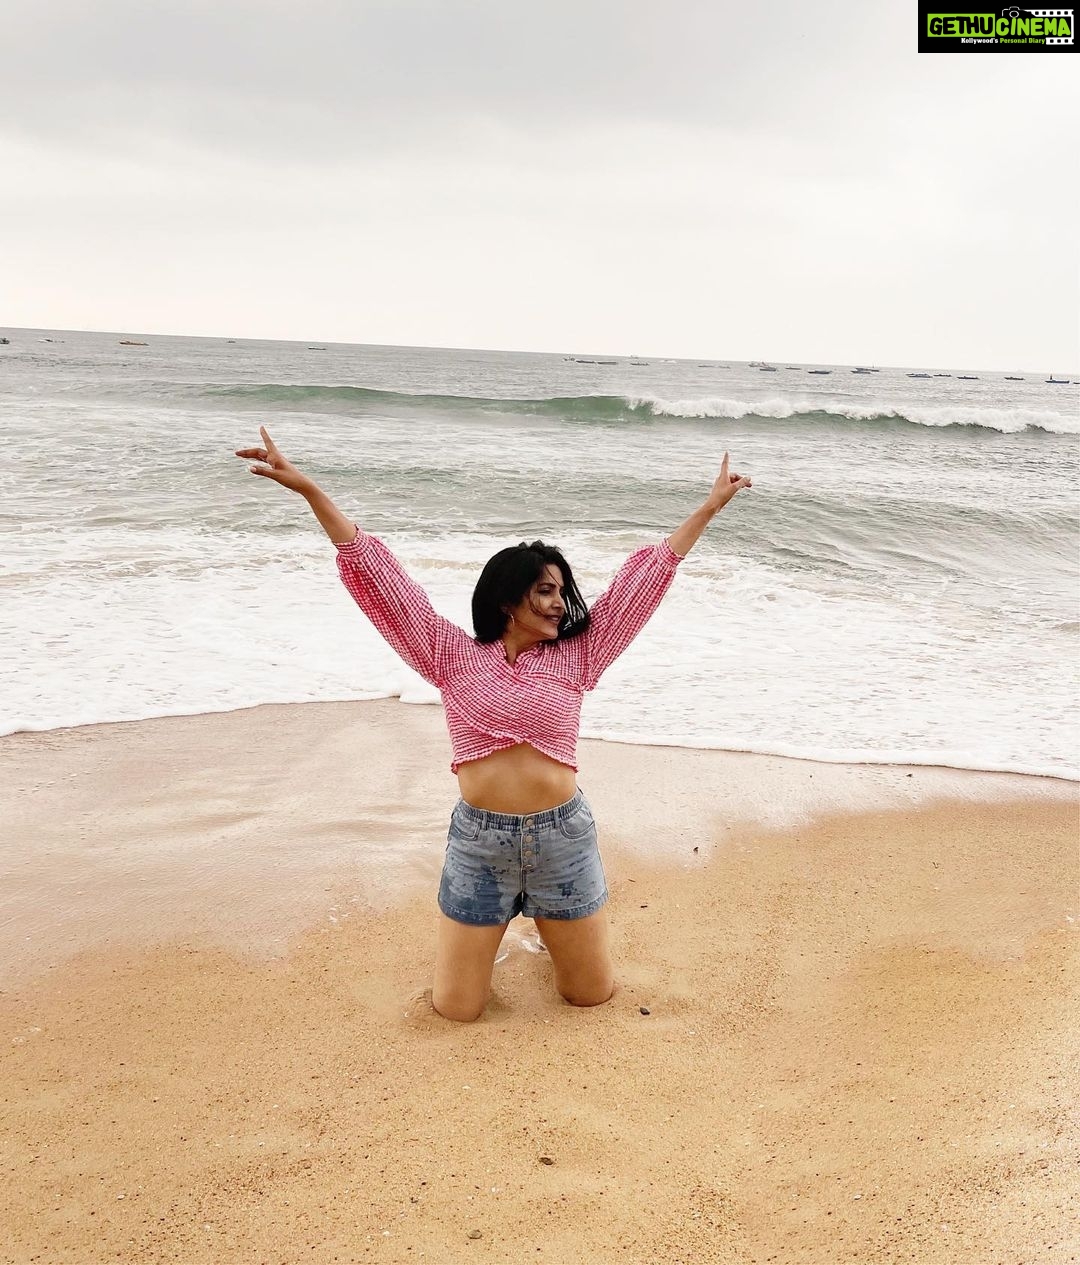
2, 329, 1076, 778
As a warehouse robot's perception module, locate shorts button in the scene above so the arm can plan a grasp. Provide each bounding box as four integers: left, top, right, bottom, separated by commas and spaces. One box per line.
524, 834, 534, 843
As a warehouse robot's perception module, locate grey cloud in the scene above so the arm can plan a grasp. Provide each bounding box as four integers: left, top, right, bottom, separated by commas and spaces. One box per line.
2, 0, 897, 159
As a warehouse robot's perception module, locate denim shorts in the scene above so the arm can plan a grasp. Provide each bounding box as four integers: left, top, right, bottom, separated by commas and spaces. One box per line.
438, 789, 608, 926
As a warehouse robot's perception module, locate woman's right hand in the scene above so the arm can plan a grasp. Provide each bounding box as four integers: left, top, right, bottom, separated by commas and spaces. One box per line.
234, 426, 315, 495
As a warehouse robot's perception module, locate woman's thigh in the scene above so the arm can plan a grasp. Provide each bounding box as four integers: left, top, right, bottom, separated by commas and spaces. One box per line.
533, 908, 614, 1007
431, 913, 509, 1022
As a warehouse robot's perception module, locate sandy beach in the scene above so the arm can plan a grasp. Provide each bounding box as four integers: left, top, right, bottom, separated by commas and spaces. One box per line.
1, 700, 1077, 1264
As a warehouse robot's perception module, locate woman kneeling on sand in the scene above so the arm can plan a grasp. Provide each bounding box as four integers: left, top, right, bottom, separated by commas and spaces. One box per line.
235, 426, 751, 1021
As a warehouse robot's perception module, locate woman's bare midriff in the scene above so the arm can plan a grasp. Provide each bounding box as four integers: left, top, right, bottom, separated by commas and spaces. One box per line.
456, 743, 578, 814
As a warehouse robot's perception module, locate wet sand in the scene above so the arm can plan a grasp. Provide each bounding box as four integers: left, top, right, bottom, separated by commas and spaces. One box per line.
1, 701, 1077, 1263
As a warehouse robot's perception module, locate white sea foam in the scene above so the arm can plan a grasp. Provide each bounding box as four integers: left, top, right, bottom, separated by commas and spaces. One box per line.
3, 528, 1075, 780
631, 393, 1078, 434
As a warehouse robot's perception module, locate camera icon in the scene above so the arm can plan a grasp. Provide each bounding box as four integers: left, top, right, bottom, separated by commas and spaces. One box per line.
1001, 5, 1030, 16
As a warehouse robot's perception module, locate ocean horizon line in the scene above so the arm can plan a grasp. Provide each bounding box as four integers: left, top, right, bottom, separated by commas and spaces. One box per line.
3, 323, 1076, 380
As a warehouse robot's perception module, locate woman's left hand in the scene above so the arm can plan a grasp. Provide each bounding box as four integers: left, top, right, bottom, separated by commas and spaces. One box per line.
706, 452, 752, 511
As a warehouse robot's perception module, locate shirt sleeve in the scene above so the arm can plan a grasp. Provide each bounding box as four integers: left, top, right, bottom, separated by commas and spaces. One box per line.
582, 538, 684, 690
335, 529, 466, 688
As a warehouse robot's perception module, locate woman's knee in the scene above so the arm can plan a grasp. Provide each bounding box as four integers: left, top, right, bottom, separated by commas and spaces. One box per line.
431, 985, 488, 1023
558, 979, 615, 1008
434, 1002, 486, 1023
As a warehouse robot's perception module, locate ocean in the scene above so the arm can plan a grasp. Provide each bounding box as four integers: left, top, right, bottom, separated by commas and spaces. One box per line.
2, 328, 1077, 779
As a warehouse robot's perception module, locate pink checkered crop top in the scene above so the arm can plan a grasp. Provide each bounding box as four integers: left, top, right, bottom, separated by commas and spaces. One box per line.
335, 529, 684, 772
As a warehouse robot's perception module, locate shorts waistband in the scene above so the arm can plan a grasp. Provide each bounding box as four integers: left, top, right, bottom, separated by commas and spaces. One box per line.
454, 788, 585, 832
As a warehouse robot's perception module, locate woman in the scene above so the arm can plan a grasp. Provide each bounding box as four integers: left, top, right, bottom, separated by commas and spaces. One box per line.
235, 426, 751, 1021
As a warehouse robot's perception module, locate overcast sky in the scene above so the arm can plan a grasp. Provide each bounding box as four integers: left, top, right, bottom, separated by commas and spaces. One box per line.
3, 1, 1077, 369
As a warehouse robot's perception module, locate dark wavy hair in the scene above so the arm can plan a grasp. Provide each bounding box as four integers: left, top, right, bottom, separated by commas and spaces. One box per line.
472, 540, 591, 645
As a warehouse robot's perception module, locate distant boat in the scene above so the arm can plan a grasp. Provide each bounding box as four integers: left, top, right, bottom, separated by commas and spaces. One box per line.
807, 369, 831, 375
852, 367, 873, 374
307, 346, 327, 351
630, 360, 649, 366
576, 359, 596, 364
956, 375, 979, 380
596, 359, 618, 365
1004, 376, 1024, 381
907, 373, 931, 379
1046, 376, 1070, 384
749, 360, 771, 369
758, 365, 778, 372
119, 340, 147, 346
785, 366, 800, 370
0, 337, 9, 345
933, 373, 952, 377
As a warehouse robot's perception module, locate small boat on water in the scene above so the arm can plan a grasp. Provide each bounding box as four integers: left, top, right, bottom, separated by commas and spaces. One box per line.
933, 373, 951, 377
119, 340, 147, 346
307, 346, 327, 351
596, 359, 618, 365
907, 373, 931, 379
956, 375, 979, 380
1004, 376, 1025, 381
807, 369, 831, 375
0, 337, 9, 345
1045, 376, 1070, 384
785, 366, 800, 370
757, 365, 778, 372
630, 361, 649, 366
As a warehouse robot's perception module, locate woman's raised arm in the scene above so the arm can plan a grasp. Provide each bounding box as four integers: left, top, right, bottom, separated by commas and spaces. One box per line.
235, 425, 465, 686
665, 452, 752, 558
579, 452, 752, 689
234, 425, 357, 543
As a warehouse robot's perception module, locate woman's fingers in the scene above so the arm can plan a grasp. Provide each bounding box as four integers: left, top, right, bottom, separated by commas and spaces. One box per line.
236, 427, 282, 466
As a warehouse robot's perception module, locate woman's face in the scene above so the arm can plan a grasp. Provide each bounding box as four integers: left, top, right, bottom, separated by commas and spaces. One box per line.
505, 564, 566, 641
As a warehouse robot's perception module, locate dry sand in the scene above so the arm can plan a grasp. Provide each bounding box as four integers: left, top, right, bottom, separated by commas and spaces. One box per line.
1, 701, 1077, 1264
